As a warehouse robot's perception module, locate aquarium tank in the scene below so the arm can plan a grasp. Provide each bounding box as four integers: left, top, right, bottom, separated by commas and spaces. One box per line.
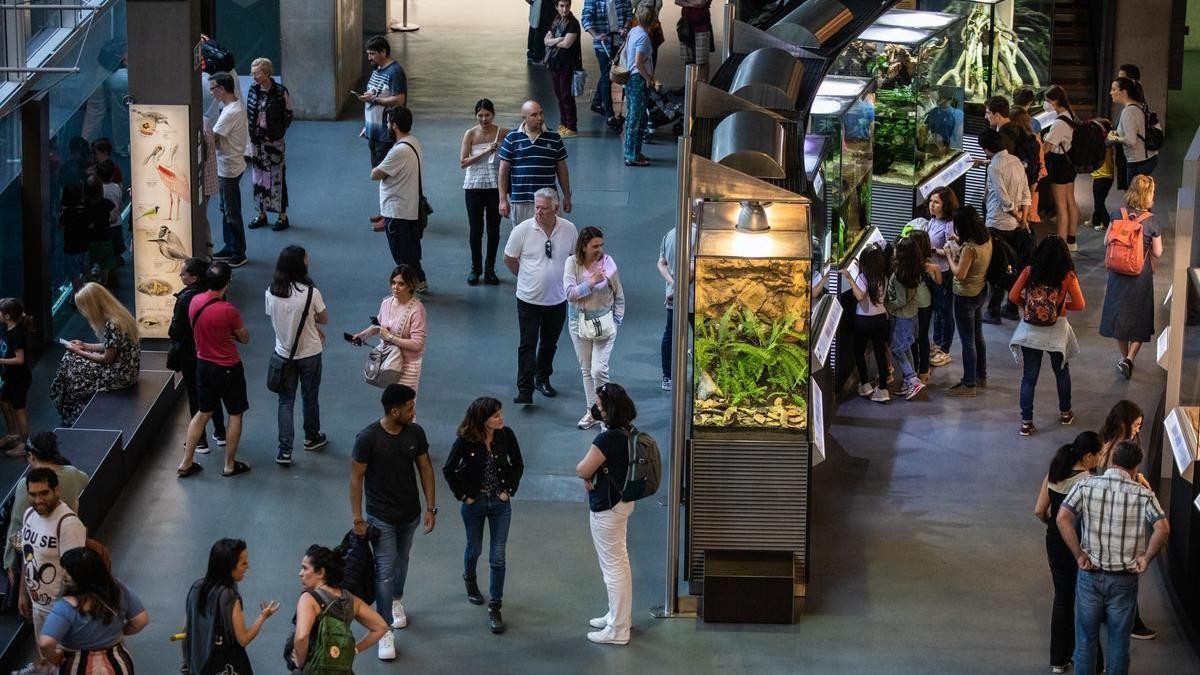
832, 13, 966, 187
691, 201, 811, 433
810, 80, 875, 264
916, 0, 1053, 104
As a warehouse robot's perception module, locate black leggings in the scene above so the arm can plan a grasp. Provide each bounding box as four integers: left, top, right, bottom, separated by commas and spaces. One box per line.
912, 305, 932, 375
464, 189, 501, 273
853, 314, 890, 386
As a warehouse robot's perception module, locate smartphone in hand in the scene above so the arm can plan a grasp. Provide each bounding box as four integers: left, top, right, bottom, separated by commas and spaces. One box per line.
343, 332, 363, 346
370, 316, 380, 326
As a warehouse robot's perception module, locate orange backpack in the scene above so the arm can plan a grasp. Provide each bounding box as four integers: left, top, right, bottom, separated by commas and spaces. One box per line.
1104, 208, 1150, 276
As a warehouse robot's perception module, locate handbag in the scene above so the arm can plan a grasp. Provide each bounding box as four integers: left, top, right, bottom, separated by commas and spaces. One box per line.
571, 69, 588, 97
577, 310, 617, 341
266, 286, 313, 393
199, 594, 253, 675
396, 140, 434, 234
363, 301, 413, 388
607, 40, 630, 86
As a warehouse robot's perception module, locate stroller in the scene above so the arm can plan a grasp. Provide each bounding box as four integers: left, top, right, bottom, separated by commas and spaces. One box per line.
647, 87, 685, 138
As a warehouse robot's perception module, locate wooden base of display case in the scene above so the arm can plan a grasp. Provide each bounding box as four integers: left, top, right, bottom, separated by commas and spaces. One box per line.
703, 550, 797, 623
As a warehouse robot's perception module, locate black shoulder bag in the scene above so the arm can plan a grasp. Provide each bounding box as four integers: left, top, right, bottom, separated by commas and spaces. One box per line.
266, 286, 313, 393
200, 591, 253, 675
396, 140, 434, 235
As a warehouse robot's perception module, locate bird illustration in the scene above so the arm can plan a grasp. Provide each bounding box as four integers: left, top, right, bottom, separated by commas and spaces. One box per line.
142, 144, 164, 166
155, 162, 190, 221
135, 111, 170, 136
147, 225, 188, 272
136, 205, 159, 221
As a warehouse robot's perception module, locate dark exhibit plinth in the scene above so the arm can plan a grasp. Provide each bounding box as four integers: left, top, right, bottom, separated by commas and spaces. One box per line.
72, 367, 179, 470
702, 550, 796, 624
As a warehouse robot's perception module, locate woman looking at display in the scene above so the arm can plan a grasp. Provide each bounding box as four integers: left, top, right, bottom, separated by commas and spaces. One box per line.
564, 226, 625, 429
49, 282, 141, 426
575, 382, 639, 645
1099, 175, 1162, 380
1034, 431, 1105, 674
885, 237, 926, 400
352, 265, 428, 394
1007, 236, 1084, 436
945, 206, 992, 398
287, 545, 388, 671
844, 244, 890, 403
1042, 85, 1081, 251
925, 187, 956, 367
1108, 77, 1158, 183
460, 99, 508, 286
443, 397, 524, 634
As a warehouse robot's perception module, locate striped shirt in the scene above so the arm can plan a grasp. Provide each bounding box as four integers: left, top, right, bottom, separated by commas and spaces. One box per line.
1061, 468, 1166, 572
498, 124, 567, 204
364, 61, 406, 142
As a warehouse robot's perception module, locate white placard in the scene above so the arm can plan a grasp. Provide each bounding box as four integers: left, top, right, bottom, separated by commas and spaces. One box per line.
1164, 283, 1173, 307
129, 104, 193, 338
1164, 407, 1197, 479
813, 296, 843, 370
811, 378, 825, 466
1194, 490, 1200, 515
1156, 326, 1170, 370
865, 227, 885, 249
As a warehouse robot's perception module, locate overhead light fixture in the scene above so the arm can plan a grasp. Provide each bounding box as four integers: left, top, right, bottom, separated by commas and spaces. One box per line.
736, 201, 771, 233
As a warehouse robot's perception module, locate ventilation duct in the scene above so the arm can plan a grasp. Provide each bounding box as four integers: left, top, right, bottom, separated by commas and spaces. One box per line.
728, 48, 805, 110
710, 110, 787, 179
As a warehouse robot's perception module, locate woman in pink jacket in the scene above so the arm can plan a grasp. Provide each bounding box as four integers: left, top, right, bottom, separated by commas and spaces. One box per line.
353, 265, 428, 394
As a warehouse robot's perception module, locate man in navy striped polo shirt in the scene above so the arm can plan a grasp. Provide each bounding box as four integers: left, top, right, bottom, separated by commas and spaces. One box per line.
498, 100, 573, 226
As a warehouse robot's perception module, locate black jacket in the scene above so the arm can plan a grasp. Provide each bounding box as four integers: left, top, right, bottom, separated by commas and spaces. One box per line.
245, 78, 293, 143
443, 428, 525, 501
168, 284, 206, 351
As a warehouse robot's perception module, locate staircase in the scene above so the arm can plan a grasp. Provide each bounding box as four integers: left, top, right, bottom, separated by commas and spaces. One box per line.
1050, 0, 1098, 119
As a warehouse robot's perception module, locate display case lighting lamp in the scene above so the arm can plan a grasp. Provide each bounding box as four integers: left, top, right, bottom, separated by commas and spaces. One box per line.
736, 201, 771, 233
810, 96, 846, 115
876, 10, 960, 30
857, 25, 931, 46
817, 78, 869, 98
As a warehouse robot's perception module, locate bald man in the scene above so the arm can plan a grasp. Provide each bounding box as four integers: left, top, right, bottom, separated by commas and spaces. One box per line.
498, 100, 572, 226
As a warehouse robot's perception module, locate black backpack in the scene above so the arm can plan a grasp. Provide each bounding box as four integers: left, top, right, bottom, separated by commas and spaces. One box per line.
985, 235, 1017, 290
200, 40, 236, 74
335, 527, 377, 605
1013, 132, 1042, 186
1138, 104, 1164, 153
1060, 116, 1107, 174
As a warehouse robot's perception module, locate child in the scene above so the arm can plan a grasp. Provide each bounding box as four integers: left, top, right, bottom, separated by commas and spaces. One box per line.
887, 237, 926, 400
844, 244, 891, 403
906, 229, 942, 384
1091, 119, 1115, 231
0, 299, 32, 455
96, 159, 125, 259
91, 138, 123, 184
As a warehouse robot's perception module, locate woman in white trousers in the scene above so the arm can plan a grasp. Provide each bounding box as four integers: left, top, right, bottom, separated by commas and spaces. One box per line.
564, 226, 625, 430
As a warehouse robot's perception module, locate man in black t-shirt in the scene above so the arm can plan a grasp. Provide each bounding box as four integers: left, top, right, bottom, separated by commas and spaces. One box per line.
349, 384, 436, 661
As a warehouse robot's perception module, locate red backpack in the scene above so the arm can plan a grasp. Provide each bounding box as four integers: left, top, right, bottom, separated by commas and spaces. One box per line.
1105, 208, 1150, 276
1022, 281, 1063, 327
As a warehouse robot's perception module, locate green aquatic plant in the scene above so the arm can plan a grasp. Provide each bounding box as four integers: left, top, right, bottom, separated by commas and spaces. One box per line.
694, 307, 809, 409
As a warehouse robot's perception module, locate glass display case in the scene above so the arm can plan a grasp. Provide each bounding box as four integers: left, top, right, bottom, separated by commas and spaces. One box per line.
691, 201, 811, 433
831, 12, 966, 187
916, 0, 1053, 104
810, 77, 875, 265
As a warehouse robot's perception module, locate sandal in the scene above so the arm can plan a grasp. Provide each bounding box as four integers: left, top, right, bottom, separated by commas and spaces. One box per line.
0, 434, 22, 450
177, 463, 203, 478
222, 461, 251, 477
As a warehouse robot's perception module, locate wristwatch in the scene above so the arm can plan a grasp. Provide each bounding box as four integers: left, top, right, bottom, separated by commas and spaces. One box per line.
427, 506, 439, 515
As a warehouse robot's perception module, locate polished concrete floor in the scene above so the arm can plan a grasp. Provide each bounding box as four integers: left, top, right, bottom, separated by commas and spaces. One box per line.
9, 5, 1200, 673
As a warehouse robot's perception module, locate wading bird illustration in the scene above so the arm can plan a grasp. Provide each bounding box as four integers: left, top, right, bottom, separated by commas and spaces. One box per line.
147, 225, 188, 272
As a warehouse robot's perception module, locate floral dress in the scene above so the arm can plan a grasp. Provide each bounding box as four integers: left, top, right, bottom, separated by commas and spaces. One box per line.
50, 321, 140, 425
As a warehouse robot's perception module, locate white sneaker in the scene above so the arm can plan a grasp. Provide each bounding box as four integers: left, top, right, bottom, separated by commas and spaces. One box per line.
857, 383, 875, 397
577, 412, 599, 430
589, 616, 609, 629
391, 599, 408, 629
869, 388, 891, 404
587, 628, 629, 645
1067, 241, 1079, 252
661, 376, 671, 391
930, 349, 952, 367
377, 630, 396, 660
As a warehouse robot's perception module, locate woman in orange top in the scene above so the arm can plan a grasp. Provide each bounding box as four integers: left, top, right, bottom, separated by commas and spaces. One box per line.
1008, 236, 1085, 437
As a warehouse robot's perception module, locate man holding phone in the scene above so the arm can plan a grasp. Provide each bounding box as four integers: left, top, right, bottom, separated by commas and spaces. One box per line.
360, 36, 408, 167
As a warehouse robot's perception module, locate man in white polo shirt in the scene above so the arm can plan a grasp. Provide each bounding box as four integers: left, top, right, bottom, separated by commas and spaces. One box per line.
504, 188, 578, 405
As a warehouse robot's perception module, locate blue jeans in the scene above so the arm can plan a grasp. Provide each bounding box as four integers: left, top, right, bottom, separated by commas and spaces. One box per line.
890, 316, 918, 382
932, 273, 954, 351
591, 44, 615, 116
623, 73, 648, 163
461, 495, 512, 602
368, 515, 420, 623
953, 290, 987, 386
1074, 570, 1138, 675
218, 173, 245, 257
661, 308, 673, 379
1020, 347, 1070, 422
275, 353, 322, 453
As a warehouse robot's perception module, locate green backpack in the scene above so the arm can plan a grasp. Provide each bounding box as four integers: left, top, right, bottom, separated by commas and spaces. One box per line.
303, 590, 356, 675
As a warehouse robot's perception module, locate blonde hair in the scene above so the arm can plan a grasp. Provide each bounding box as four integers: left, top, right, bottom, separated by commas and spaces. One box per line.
1125, 175, 1155, 211
74, 283, 139, 343
635, 3, 656, 26
251, 57, 273, 77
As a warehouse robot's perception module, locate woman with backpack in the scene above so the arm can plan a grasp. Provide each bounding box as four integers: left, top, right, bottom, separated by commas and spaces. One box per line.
287, 545, 388, 673
886, 237, 927, 400
1108, 77, 1159, 183
443, 397, 525, 634
1099, 175, 1162, 380
945, 206, 993, 398
1042, 85, 1081, 251
1007, 236, 1085, 436
844, 244, 891, 403
575, 382, 639, 645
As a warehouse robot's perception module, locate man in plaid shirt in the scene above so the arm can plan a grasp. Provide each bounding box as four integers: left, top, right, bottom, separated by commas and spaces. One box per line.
1057, 441, 1169, 675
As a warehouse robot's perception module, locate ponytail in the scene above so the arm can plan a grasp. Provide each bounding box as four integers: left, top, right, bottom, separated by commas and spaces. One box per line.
1048, 431, 1101, 483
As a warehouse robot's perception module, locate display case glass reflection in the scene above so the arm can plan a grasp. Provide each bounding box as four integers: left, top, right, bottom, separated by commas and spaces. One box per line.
692, 202, 811, 434
831, 13, 966, 187
916, 0, 1053, 103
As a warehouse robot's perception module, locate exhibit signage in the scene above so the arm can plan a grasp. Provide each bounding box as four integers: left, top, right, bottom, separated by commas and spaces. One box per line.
1165, 407, 1197, 481
811, 378, 825, 466
812, 295, 843, 370
1156, 326, 1170, 370
129, 104, 193, 338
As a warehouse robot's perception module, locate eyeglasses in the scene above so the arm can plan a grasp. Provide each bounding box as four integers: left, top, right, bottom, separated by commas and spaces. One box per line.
544, 239, 552, 259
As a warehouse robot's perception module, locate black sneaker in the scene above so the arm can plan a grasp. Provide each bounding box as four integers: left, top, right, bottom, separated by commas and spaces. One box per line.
1131, 617, 1157, 640
513, 392, 533, 405
464, 575, 485, 605
488, 603, 505, 634
196, 436, 209, 452
271, 217, 290, 232
303, 433, 328, 451
212, 249, 233, 261
276, 449, 293, 466
214, 434, 227, 447
467, 271, 481, 286
981, 312, 1002, 325
1117, 358, 1133, 380
483, 271, 500, 285
227, 255, 248, 268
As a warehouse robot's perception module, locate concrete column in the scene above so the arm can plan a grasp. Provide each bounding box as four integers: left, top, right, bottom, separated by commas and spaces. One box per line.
126, 0, 206, 255
364, 0, 388, 34
280, 0, 363, 119
1113, 0, 1172, 122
